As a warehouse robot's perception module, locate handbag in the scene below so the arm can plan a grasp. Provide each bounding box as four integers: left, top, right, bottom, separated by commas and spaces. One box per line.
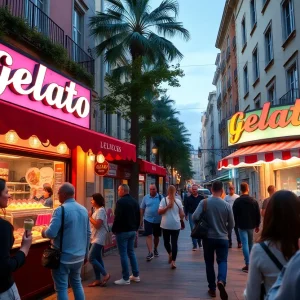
103, 209, 113, 246
191, 199, 208, 239
41, 206, 64, 269
166, 198, 185, 230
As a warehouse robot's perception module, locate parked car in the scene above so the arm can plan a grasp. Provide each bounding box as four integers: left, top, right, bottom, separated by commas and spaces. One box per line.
198, 188, 211, 198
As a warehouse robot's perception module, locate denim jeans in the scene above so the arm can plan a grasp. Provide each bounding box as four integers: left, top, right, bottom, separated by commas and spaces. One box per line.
228, 226, 241, 245
238, 229, 254, 265
203, 238, 229, 291
0, 283, 21, 300
188, 213, 202, 247
88, 243, 107, 280
162, 229, 180, 261
116, 231, 139, 281
51, 261, 84, 300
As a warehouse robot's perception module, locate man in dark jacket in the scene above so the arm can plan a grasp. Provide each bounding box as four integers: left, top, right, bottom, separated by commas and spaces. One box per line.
233, 182, 260, 273
113, 184, 140, 285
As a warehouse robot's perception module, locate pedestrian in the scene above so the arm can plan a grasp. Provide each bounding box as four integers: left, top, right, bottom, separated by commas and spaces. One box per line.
88, 193, 110, 287
158, 185, 185, 270
193, 180, 234, 300
0, 179, 32, 299
184, 184, 204, 251
224, 185, 241, 248
112, 184, 140, 285
244, 190, 300, 300
232, 182, 260, 273
261, 185, 276, 218
140, 184, 162, 261
42, 183, 91, 300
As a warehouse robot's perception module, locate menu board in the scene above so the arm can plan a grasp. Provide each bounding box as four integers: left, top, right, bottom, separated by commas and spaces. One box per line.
54, 163, 65, 205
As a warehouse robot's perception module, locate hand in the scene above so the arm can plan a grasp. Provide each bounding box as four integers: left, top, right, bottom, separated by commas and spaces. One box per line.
255, 227, 259, 233
20, 231, 32, 256
185, 216, 188, 221
88, 211, 92, 217
84, 258, 88, 266
167, 203, 172, 209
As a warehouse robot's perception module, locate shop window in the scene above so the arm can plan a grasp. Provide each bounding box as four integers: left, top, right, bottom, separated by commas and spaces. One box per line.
275, 167, 300, 196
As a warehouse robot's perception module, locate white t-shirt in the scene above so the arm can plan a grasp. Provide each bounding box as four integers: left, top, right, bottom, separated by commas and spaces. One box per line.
159, 197, 183, 230
91, 207, 107, 245
224, 194, 239, 207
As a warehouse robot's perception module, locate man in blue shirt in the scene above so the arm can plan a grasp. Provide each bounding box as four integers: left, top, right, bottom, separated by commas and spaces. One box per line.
140, 184, 162, 261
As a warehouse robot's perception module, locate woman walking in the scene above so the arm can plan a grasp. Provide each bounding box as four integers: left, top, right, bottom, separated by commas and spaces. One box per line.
244, 190, 300, 299
88, 193, 110, 287
158, 185, 185, 269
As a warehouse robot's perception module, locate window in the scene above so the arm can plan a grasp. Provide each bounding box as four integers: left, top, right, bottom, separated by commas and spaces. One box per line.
264, 25, 274, 64
243, 64, 249, 95
117, 113, 121, 139
252, 47, 259, 81
241, 17, 247, 46
125, 121, 130, 140
267, 83, 276, 105
254, 94, 261, 109
250, 0, 257, 28
25, 0, 48, 33
73, 8, 83, 46
106, 114, 112, 135
287, 64, 299, 91
282, 0, 295, 40
227, 66, 231, 87
244, 105, 250, 112
227, 36, 230, 48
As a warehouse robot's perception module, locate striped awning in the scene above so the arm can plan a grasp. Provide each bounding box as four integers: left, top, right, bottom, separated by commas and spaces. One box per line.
218, 141, 300, 170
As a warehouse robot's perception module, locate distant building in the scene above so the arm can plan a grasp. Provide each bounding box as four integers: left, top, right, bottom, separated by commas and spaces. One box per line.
190, 151, 201, 184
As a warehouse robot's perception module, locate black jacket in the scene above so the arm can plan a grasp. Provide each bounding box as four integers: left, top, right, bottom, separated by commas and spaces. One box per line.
0, 218, 26, 293
112, 194, 140, 234
184, 194, 204, 215
232, 194, 261, 230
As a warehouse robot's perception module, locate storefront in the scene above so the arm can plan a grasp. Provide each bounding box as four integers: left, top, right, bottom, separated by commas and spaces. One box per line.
0, 41, 136, 299
218, 100, 300, 200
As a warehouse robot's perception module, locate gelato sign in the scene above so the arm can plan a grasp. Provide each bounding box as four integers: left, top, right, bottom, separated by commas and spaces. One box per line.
0, 42, 91, 128
228, 100, 300, 146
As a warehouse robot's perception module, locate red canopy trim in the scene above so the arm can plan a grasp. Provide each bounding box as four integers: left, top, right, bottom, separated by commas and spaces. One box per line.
138, 159, 167, 176
0, 100, 136, 162
218, 141, 300, 170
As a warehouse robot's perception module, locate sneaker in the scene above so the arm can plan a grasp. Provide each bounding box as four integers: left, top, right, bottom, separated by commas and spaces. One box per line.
146, 252, 154, 261
154, 248, 159, 257
217, 281, 228, 300
129, 275, 141, 283
242, 265, 249, 273
238, 243, 242, 248
192, 246, 197, 251
114, 278, 130, 285
208, 289, 216, 297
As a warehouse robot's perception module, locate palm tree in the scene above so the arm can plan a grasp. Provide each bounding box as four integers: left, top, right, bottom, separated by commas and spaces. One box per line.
90, 0, 190, 197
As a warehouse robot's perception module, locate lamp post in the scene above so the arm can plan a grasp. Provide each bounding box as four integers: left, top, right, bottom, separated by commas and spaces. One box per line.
151, 144, 161, 193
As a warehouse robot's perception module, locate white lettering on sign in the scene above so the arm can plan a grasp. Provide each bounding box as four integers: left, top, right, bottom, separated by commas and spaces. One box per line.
0, 50, 90, 119
152, 166, 157, 171
100, 141, 122, 153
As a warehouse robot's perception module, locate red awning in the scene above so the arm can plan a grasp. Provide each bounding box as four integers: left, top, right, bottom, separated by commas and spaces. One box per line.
218, 141, 300, 170
138, 159, 166, 176
0, 101, 136, 162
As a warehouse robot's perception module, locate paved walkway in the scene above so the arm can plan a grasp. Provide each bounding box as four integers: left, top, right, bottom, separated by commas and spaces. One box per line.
44, 226, 247, 300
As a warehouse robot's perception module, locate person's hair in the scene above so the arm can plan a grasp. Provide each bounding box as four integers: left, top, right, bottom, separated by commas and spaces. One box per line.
260, 190, 300, 260
192, 184, 198, 189
92, 193, 105, 207
229, 185, 235, 189
167, 185, 176, 208
149, 184, 157, 190
59, 182, 75, 197
240, 182, 249, 193
0, 178, 6, 196
120, 184, 130, 193
44, 186, 53, 197
212, 181, 223, 192
267, 185, 275, 194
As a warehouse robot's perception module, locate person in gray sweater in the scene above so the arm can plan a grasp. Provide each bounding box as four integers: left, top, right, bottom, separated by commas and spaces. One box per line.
193, 181, 234, 300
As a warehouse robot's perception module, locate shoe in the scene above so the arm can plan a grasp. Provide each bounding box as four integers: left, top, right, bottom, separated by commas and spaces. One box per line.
242, 265, 249, 273
146, 252, 154, 261
192, 246, 197, 251
154, 248, 159, 257
217, 281, 228, 300
171, 261, 177, 269
238, 243, 242, 248
114, 278, 130, 285
198, 244, 202, 248
168, 253, 172, 264
228, 243, 232, 248
129, 275, 141, 283
208, 289, 216, 297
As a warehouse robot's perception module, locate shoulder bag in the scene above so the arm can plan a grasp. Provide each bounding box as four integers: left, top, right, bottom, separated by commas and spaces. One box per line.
103, 208, 113, 246
166, 198, 185, 230
41, 205, 65, 269
191, 199, 209, 239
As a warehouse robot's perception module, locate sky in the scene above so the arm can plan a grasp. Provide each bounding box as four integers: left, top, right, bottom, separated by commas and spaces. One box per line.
151, 0, 225, 149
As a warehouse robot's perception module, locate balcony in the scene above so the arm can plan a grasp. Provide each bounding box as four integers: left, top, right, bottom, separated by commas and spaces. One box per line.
232, 36, 236, 50
226, 46, 230, 62
234, 68, 238, 81
278, 89, 299, 105
220, 60, 226, 74
217, 94, 222, 108
1, 0, 94, 76
227, 78, 232, 91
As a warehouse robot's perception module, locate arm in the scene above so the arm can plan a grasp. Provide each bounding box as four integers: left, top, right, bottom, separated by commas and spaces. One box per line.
255, 202, 261, 231
184, 196, 188, 216
140, 197, 146, 225
192, 201, 203, 222
158, 198, 169, 215
112, 201, 121, 233
232, 200, 238, 225
86, 218, 91, 260
227, 206, 235, 233
136, 203, 141, 231
89, 209, 104, 230
42, 206, 62, 239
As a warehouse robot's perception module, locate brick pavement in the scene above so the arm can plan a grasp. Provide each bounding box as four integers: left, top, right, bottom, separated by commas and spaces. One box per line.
44, 225, 248, 300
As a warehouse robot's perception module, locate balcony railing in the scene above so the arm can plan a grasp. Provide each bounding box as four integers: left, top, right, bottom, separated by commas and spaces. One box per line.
226, 46, 230, 62
278, 89, 299, 105
227, 78, 232, 90
232, 36, 236, 50
217, 93, 222, 108
234, 68, 238, 81
1, 0, 94, 76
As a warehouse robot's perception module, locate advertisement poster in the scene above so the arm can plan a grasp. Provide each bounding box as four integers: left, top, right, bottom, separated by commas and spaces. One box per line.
54, 163, 65, 205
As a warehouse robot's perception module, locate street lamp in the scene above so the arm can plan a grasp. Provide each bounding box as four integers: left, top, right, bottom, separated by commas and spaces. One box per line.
151, 145, 158, 155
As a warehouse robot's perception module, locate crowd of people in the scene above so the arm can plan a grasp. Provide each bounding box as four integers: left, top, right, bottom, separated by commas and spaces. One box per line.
1, 177, 300, 300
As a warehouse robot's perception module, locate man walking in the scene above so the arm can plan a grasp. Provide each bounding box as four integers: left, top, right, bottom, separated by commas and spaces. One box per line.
233, 182, 260, 273
184, 184, 205, 250
140, 184, 162, 261
261, 185, 276, 217
113, 184, 140, 285
224, 185, 241, 248
42, 183, 91, 300
193, 181, 234, 300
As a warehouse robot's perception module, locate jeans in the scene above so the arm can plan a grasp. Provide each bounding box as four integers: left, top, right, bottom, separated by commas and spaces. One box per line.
228, 226, 241, 245
238, 229, 254, 265
88, 243, 107, 280
51, 261, 84, 300
116, 231, 139, 281
162, 229, 180, 261
203, 238, 229, 291
0, 283, 21, 300
188, 213, 202, 247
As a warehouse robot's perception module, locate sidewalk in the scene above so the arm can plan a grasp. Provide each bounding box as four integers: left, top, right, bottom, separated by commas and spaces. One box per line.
44, 227, 247, 300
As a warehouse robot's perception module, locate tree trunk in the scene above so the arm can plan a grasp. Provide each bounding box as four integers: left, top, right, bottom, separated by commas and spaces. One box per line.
145, 114, 152, 162
155, 149, 160, 193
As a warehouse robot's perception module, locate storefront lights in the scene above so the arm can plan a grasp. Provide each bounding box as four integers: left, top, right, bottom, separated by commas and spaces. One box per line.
29, 136, 41, 148
5, 130, 19, 144
88, 150, 95, 161
57, 143, 68, 154
97, 153, 105, 163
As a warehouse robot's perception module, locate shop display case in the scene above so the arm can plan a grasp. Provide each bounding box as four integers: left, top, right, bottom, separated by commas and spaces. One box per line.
7, 182, 31, 200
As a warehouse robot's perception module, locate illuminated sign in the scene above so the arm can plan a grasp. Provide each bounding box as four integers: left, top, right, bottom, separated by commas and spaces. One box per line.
0, 43, 90, 128
94, 161, 110, 177
100, 141, 121, 153
228, 100, 300, 146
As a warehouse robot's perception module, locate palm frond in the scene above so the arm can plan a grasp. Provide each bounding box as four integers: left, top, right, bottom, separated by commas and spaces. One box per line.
155, 22, 190, 41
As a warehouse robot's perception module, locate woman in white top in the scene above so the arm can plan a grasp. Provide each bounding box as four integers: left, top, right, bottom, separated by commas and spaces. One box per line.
245, 190, 300, 299
88, 193, 110, 287
158, 185, 185, 269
